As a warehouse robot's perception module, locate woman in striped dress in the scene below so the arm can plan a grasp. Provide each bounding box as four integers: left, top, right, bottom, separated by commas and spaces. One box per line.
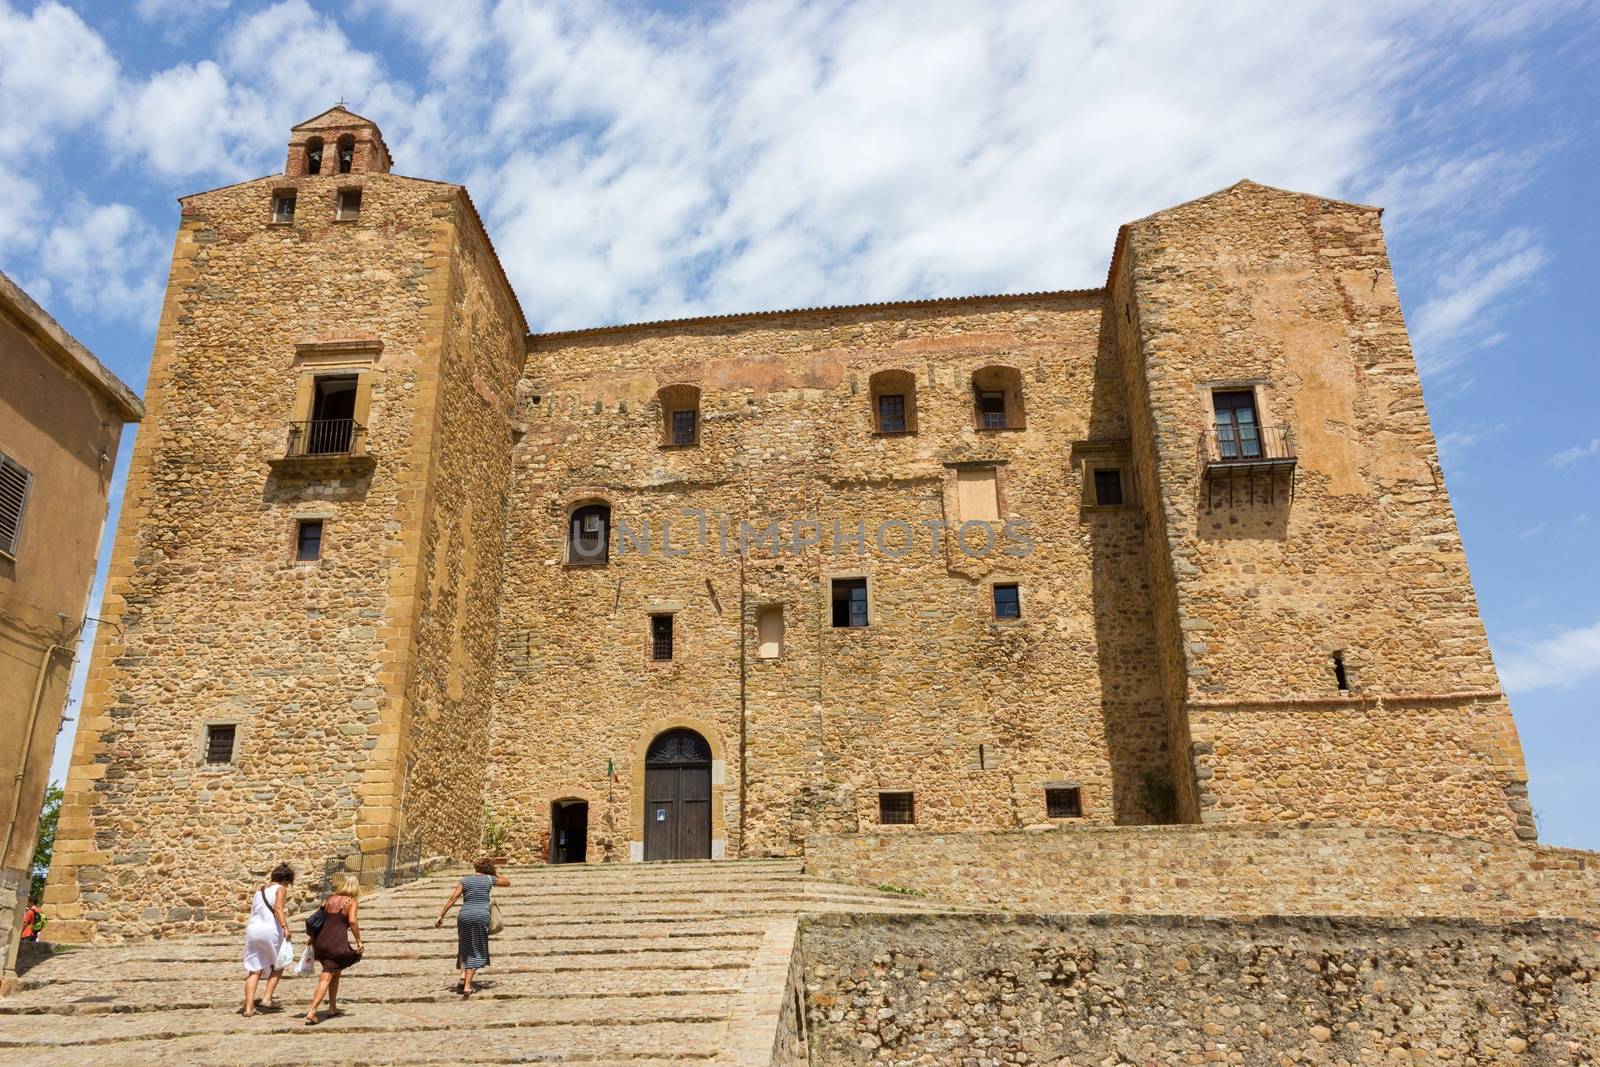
435, 858, 509, 995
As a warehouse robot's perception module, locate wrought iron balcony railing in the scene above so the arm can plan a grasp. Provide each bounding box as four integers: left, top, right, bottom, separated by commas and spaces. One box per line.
287, 418, 365, 458
1199, 424, 1296, 471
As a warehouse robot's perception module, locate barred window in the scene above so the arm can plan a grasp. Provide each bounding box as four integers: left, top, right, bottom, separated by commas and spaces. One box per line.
568, 504, 611, 565
0, 453, 32, 558
205, 724, 237, 765
650, 613, 674, 661
878, 791, 914, 825
671, 408, 697, 446
1045, 786, 1082, 819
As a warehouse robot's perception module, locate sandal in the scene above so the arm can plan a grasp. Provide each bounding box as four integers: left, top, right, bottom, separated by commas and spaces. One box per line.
304, 1015, 320, 1026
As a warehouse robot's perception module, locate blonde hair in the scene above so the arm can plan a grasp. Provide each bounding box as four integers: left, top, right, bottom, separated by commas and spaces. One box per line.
332, 874, 361, 898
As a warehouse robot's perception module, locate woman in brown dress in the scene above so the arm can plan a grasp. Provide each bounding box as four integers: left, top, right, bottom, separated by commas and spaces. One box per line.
304, 873, 364, 1025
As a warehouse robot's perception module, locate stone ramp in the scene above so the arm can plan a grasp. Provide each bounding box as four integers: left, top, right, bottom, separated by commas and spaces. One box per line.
0, 858, 958, 1065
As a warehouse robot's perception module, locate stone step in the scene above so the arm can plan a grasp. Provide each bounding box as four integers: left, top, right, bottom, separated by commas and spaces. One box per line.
16, 945, 757, 984
0, 990, 735, 1046
1, 969, 743, 1015
0, 1018, 728, 1066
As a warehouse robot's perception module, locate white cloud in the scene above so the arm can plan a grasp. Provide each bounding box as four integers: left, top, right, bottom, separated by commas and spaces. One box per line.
1548, 438, 1600, 469
36, 202, 165, 324
0, 1, 119, 155
357, 0, 492, 79
135, 0, 230, 23
1409, 228, 1548, 375
1500, 619, 1600, 693
107, 61, 246, 178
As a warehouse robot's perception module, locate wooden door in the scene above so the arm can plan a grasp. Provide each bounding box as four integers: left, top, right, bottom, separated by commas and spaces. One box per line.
643, 728, 714, 861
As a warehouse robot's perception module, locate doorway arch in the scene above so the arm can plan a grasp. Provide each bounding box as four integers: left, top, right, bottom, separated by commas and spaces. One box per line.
643, 728, 713, 862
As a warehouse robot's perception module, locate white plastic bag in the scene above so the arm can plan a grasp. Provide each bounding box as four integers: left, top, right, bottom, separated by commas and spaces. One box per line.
273, 936, 295, 972
295, 944, 316, 977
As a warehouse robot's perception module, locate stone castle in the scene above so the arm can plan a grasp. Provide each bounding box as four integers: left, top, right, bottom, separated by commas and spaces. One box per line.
45, 107, 1534, 942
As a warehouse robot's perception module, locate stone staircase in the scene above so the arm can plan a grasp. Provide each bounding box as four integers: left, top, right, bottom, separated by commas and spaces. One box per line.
0, 858, 957, 1065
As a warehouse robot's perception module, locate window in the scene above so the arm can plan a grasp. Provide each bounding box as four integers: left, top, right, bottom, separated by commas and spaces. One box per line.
296, 519, 324, 561
0, 453, 32, 559
1212, 390, 1261, 459
336, 188, 362, 221
1093, 468, 1125, 506
756, 605, 784, 659
978, 391, 1006, 429
300, 375, 358, 455
204, 724, 236, 765
1045, 786, 1082, 819
877, 394, 906, 433
971, 365, 1025, 430
993, 583, 1020, 619
650, 614, 674, 661
337, 135, 355, 174
878, 791, 915, 825
305, 137, 323, 175
1333, 651, 1350, 692
830, 578, 868, 628
956, 467, 1000, 522
869, 370, 917, 434
568, 503, 611, 565
658, 384, 700, 447
272, 193, 296, 224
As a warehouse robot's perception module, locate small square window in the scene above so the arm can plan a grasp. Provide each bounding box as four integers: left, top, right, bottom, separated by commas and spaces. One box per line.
1045, 786, 1082, 819
1093, 468, 1125, 506
878, 791, 914, 825
650, 614, 674, 661
831, 578, 868, 628
993, 583, 1021, 620
296, 519, 324, 561
272, 193, 296, 223
205, 723, 237, 765
337, 189, 362, 221
671, 408, 697, 446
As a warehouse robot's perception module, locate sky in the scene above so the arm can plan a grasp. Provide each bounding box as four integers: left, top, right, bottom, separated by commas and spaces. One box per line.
3, 0, 1597, 849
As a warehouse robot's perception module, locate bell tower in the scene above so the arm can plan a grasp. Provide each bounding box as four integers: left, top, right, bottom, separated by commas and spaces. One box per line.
46, 108, 527, 943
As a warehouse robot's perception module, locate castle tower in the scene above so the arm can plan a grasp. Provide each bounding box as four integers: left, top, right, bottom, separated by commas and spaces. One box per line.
46, 108, 527, 941
1110, 181, 1533, 841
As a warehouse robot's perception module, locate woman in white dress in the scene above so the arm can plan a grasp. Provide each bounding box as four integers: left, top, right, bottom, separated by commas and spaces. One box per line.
241, 863, 294, 1016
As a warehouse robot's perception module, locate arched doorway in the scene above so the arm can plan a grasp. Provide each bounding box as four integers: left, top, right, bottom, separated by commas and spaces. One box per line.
550, 799, 588, 864
644, 728, 712, 861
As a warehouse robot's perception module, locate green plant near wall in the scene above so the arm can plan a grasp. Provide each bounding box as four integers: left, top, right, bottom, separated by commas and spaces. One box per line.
30, 781, 62, 901
481, 806, 518, 855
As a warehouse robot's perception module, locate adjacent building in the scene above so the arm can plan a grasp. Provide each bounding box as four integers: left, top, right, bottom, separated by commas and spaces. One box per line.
0, 271, 142, 986
43, 108, 1532, 943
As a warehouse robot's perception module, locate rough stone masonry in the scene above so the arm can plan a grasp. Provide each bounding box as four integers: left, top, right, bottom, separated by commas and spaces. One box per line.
44, 106, 1533, 943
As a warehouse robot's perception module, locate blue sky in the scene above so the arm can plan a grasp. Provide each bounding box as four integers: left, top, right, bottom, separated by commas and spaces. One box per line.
3, 0, 1597, 849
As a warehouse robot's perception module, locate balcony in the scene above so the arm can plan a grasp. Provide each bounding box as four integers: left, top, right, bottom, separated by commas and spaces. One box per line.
267, 418, 374, 478
1199, 424, 1296, 504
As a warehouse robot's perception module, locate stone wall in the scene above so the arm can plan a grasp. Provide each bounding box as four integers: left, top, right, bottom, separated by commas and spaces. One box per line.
806, 826, 1600, 920
489, 294, 1174, 864
1112, 181, 1531, 840
800, 913, 1600, 1065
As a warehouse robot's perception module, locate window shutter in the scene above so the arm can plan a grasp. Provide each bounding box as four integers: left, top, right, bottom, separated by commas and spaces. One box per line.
0, 455, 31, 557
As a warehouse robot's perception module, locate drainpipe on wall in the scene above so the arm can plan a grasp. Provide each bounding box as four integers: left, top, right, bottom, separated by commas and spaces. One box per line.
737, 545, 748, 859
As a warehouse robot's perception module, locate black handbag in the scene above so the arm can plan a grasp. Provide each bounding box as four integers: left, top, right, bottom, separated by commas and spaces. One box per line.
305, 906, 326, 939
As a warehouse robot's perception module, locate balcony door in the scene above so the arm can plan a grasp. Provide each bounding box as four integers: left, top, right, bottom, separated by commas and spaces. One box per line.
1212, 390, 1261, 459
308, 375, 358, 454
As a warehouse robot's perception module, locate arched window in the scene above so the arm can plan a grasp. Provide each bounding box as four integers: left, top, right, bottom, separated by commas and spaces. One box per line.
305, 137, 324, 175
568, 503, 611, 565
971, 365, 1026, 430
646, 728, 711, 766
337, 134, 355, 174
869, 369, 917, 434
657, 384, 701, 447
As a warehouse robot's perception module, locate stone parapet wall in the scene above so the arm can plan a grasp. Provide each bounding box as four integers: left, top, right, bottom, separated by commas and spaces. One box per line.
805, 826, 1599, 920
799, 913, 1600, 1065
